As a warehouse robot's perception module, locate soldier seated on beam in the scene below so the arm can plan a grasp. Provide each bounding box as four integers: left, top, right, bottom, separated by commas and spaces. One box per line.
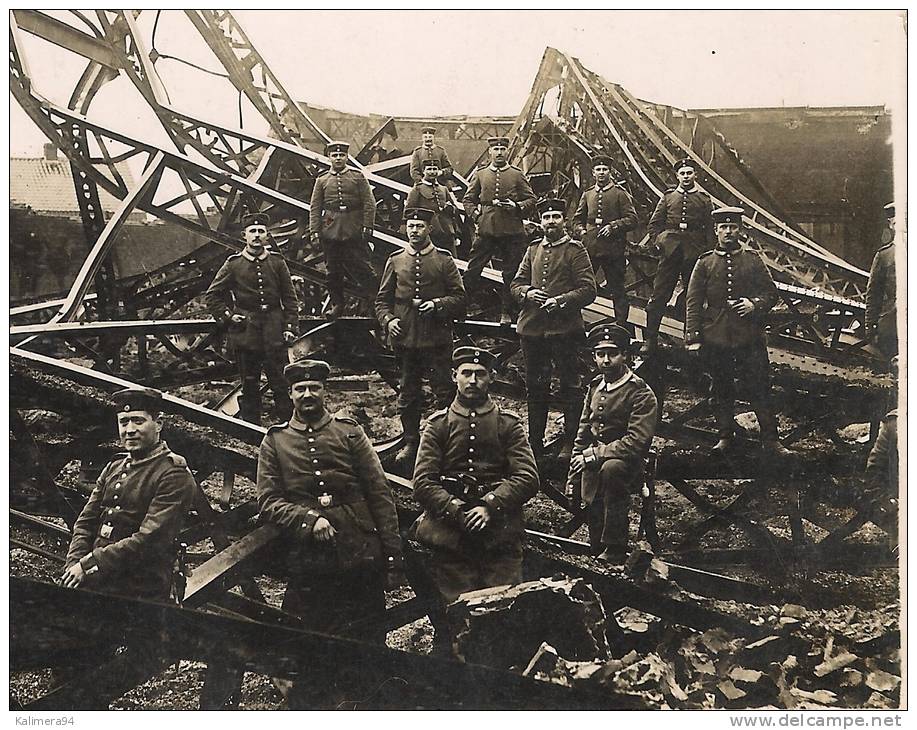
256, 359, 406, 709
567, 322, 658, 565
411, 347, 539, 654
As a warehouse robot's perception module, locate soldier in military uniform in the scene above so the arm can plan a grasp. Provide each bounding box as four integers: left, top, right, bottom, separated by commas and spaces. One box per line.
641, 158, 715, 354
309, 140, 378, 318
685, 207, 789, 456
375, 208, 467, 469
572, 155, 638, 328
204, 212, 299, 425
568, 323, 657, 563
61, 386, 196, 600
405, 159, 460, 255
511, 198, 597, 460
409, 125, 453, 184
462, 137, 537, 324
256, 359, 405, 709
412, 347, 539, 649
866, 202, 898, 360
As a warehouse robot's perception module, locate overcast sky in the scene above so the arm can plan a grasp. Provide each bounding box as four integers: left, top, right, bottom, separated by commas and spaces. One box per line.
9, 9, 906, 157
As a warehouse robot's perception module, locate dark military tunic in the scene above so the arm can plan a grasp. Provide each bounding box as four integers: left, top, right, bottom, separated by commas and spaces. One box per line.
462, 164, 536, 238
572, 183, 638, 258
866, 242, 897, 357
685, 243, 778, 348
65, 441, 196, 600
647, 185, 715, 257
309, 168, 376, 241
405, 181, 459, 243
409, 144, 453, 183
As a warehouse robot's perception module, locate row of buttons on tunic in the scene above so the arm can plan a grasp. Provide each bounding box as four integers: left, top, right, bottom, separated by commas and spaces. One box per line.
306, 426, 325, 488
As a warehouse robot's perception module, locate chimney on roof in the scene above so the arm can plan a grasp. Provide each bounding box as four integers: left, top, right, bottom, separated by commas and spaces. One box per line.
43, 143, 58, 161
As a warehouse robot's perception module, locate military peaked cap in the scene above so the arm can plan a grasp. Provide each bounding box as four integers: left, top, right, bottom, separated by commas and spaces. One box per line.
712, 206, 744, 226
452, 346, 497, 369
487, 136, 510, 147
242, 211, 270, 228
325, 140, 350, 154
673, 157, 696, 172
403, 207, 436, 223
420, 125, 437, 134
284, 359, 331, 383
587, 321, 630, 350
537, 198, 566, 215
591, 155, 613, 168
885, 202, 895, 218
421, 158, 441, 169
112, 386, 164, 414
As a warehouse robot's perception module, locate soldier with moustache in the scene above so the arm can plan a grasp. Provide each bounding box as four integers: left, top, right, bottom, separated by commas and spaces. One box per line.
572, 155, 638, 328
642, 158, 715, 354
204, 212, 299, 425
409, 125, 454, 184
685, 206, 790, 456
256, 359, 405, 709
866, 202, 898, 360
511, 198, 597, 461
375, 208, 467, 469
567, 323, 657, 564
309, 140, 378, 319
405, 159, 461, 255
463, 136, 537, 324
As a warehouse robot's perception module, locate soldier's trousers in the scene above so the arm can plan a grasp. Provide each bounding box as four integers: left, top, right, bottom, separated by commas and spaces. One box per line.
463, 233, 527, 315
320, 236, 379, 306
236, 346, 292, 425
702, 341, 778, 440
645, 244, 700, 337
583, 458, 643, 553
590, 252, 630, 327
520, 332, 586, 453
396, 346, 455, 442
431, 543, 524, 604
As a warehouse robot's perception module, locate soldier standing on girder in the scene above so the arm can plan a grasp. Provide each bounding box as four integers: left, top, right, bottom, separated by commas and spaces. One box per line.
204, 212, 299, 425
641, 158, 715, 354
309, 140, 379, 319
405, 158, 461, 255
865, 202, 898, 361
409, 125, 453, 184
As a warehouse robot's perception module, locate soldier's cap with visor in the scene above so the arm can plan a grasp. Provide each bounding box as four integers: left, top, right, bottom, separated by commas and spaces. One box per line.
673, 157, 696, 172
421, 158, 441, 169
452, 346, 497, 370
421, 125, 437, 134
537, 197, 566, 216
325, 140, 350, 154
487, 136, 510, 147
586, 320, 631, 351
284, 359, 331, 384
712, 206, 745, 226
885, 202, 895, 218
242, 211, 270, 229
403, 207, 436, 223
591, 154, 614, 169
112, 386, 164, 416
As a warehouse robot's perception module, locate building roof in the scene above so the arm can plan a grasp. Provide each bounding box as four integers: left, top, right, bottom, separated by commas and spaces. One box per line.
10, 154, 137, 215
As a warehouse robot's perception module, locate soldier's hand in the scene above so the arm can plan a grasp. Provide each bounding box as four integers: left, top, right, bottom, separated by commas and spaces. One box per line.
463, 505, 491, 532
541, 297, 559, 312
60, 563, 86, 589
387, 318, 403, 338
230, 314, 246, 324
362, 227, 373, 242
599, 224, 614, 238
282, 330, 296, 344
569, 453, 586, 476
686, 342, 702, 353
310, 233, 320, 244
527, 288, 549, 304
418, 300, 436, 315
312, 517, 336, 542
731, 298, 755, 317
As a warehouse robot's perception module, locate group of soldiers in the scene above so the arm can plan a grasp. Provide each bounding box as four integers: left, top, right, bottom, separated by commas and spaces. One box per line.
57, 131, 899, 708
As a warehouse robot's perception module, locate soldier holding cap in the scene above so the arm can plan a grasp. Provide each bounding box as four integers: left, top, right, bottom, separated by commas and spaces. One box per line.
410, 126, 453, 184
642, 158, 715, 354
511, 198, 597, 460
405, 159, 460, 255
572, 155, 638, 327
375, 208, 467, 469
568, 322, 657, 563
309, 141, 379, 318
61, 387, 196, 600
256, 359, 404, 707
412, 346, 538, 648
865, 202, 897, 360
462, 136, 537, 324
685, 206, 788, 455
204, 211, 299, 425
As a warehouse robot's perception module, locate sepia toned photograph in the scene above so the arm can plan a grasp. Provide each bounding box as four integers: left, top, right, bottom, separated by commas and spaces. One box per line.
8, 9, 905, 716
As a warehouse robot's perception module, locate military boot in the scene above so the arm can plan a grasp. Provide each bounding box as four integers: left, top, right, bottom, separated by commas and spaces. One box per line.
395, 410, 421, 472
238, 394, 261, 426
640, 309, 663, 355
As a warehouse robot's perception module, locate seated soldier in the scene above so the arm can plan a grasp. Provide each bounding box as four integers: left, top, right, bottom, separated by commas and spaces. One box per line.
568, 322, 658, 564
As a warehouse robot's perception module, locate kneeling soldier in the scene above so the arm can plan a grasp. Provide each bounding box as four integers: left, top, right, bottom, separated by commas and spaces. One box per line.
568, 322, 657, 564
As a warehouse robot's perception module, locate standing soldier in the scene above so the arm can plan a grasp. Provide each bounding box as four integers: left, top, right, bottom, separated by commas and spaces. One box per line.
568, 322, 657, 564
204, 212, 299, 425
61, 387, 196, 600
572, 155, 638, 328
405, 159, 460, 255
412, 347, 539, 649
256, 359, 405, 709
463, 137, 536, 324
641, 158, 715, 354
685, 206, 790, 456
410, 125, 453, 184
865, 202, 898, 360
511, 198, 597, 460
309, 140, 378, 319
376, 208, 467, 469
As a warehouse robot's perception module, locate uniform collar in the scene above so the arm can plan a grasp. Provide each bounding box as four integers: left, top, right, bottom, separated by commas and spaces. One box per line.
677, 184, 697, 194
489, 163, 509, 172
541, 234, 570, 247
289, 412, 332, 431
329, 167, 348, 176
421, 179, 437, 186
600, 368, 633, 392
450, 396, 496, 418
241, 248, 269, 262
714, 242, 742, 256
595, 182, 614, 193
409, 242, 435, 256
126, 440, 169, 467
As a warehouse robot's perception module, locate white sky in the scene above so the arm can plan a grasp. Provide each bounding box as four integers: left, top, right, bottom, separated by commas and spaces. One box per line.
8, 10, 906, 158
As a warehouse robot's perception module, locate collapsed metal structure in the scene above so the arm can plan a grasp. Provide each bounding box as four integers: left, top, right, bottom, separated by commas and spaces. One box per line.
9, 10, 896, 709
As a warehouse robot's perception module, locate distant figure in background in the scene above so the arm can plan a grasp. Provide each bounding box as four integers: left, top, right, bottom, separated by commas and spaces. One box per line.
865, 202, 898, 360
410, 125, 453, 184
572, 155, 638, 328
405, 159, 460, 255
309, 141, 378, 319
204, 212, 299, 425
